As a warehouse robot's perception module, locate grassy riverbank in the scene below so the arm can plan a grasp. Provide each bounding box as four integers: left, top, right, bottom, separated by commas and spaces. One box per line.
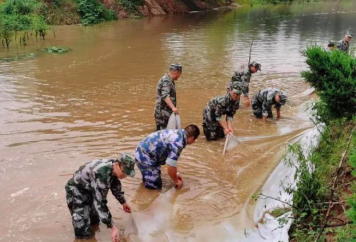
286, 47, 356, 241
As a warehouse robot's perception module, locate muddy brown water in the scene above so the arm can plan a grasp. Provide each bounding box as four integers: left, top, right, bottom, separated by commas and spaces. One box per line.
1, 2, 355, 242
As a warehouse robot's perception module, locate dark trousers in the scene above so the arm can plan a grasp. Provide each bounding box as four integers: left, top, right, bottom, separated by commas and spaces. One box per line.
65, 179, 100, 239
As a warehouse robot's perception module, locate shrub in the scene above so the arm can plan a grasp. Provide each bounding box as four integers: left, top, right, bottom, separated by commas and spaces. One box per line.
301, 46, 356, 123
0, 14, 15, 47
45, 0, 80, 25
75, 0, 117, 26
116, 0, 143, 13
0, 0, 49, 47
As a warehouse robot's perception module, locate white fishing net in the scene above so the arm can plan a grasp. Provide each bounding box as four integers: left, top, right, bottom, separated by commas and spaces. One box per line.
223, 134, 239, 155
167, 113, 181, 129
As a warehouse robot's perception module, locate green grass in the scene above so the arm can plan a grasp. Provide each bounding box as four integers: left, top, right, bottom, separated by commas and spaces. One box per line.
288, 119, 356, 241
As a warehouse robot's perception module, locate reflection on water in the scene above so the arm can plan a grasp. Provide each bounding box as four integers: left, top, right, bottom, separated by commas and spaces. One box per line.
0, 1, 355, 241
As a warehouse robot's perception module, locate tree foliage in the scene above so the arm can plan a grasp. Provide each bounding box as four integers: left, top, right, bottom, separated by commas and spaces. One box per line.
0, 0, 50, 48
75, 0, 117, 26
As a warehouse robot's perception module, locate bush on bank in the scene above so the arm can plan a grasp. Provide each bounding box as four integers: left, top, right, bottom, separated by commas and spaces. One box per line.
302, 46, 356, 123
287, 47, 356, 241
74, 0, 117, 26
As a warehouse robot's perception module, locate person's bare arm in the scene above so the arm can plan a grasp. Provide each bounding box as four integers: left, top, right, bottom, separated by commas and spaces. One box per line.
276, 109, 281, 119
244, 96, 251, 107
164, 97, 179, 114
167, 165, 182, 188
227, 120, 233, 133
111, 226, 119, 242
218, 119, 230, 135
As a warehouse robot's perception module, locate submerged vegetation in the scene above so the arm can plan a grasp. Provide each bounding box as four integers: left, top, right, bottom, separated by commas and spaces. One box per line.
41, 46, 71, 53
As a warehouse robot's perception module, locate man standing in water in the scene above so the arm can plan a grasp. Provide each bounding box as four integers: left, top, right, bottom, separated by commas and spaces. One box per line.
227, 61, 261, 107
203, 82, 243, 141
154, 64, 182, 130
251, 87, 287, 122
135, 124, 200, 189
65, 154, 135, 242
337, 31, 353, 53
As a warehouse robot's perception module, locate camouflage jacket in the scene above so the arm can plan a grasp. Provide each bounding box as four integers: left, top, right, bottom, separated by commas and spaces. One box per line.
253, 88, 282, 117
205, 93, 240, 122
336, 39, 349, 53
154, 74, 177, 116
71, 159, 126, 228
227, 66, 252, 97
135, 129, 187, 168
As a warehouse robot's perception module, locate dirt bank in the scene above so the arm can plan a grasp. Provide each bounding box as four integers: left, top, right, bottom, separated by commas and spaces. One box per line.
101, 0, 234, 18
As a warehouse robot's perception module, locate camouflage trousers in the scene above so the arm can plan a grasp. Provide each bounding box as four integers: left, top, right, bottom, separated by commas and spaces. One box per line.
136, 162, 162, 189
202, 105, 225, 141
251, 99, 273, 119
154, 108, 172, 131
65, 179, 100, 239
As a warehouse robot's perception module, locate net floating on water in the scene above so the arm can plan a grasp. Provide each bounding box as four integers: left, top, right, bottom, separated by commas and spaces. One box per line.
223, 134, 239, 155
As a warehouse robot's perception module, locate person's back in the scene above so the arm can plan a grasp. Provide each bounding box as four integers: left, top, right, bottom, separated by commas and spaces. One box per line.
135, 125, 200, 189
72, 159, 115, 191
252, 88, 287, 120
253, 87, 280, 104
155, 74, 176, 115
337, 39, 349, 53
205, 93, 240, 118
135, 129, 187, 167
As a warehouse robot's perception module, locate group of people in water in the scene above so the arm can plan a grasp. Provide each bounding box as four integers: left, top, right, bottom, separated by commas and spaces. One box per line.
65, 31, 353, 242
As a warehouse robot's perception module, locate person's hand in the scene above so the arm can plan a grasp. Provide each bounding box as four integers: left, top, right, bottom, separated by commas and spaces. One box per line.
172, 107, 180, 114
224, 128, 230, 135
123, 203, 131, 213
175, 175, 183, 189
228, 127, 233, 134
245, 99, 251, 107
111, 226, 119, 242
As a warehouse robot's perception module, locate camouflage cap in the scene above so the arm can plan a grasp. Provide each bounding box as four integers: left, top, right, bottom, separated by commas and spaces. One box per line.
250, 61, 261, 71
231, 82, 243, 95
279, 91, 287, 105
170, 63, 183, 72
118, 153, 135, 177
346, 31, 353, 38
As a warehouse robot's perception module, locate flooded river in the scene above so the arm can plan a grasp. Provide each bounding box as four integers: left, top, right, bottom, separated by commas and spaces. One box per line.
0, 1, 355, 241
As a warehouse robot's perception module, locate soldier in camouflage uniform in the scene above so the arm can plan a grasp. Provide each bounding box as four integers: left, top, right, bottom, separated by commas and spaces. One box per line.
337, 31, 353, 53
251, 87, 287, 122
65, 154, 135, 241
203, 82, 243, 141
227, 61, 261, 107
154, 64, 182, 130
135, 124, 200, 189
